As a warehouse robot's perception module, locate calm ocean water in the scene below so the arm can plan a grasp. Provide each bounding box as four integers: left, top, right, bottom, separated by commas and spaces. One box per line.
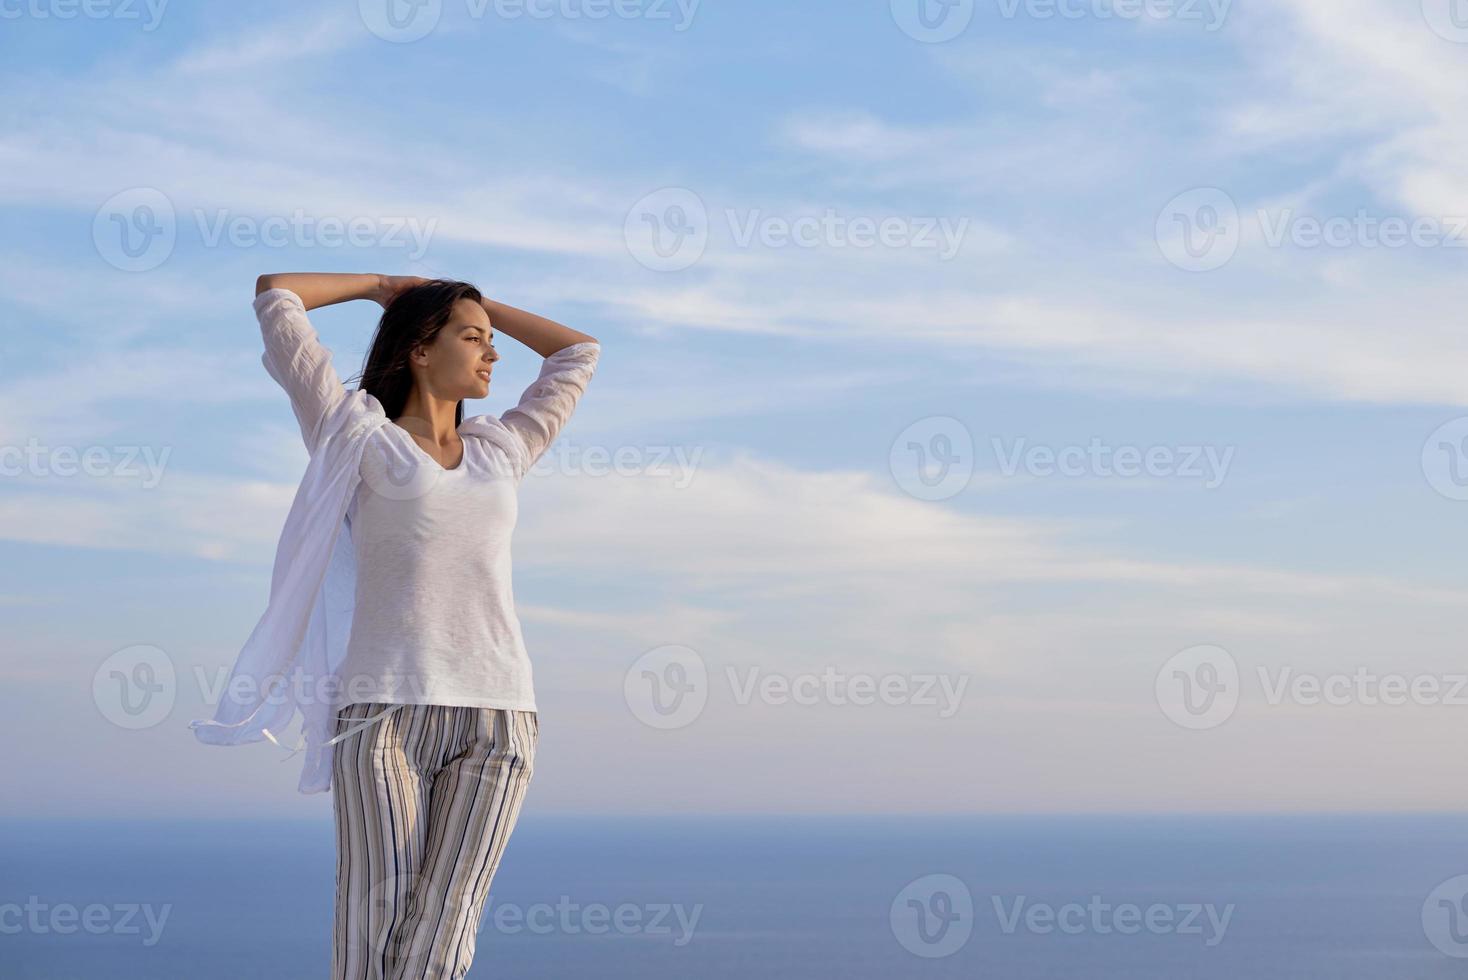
4, 813, 1468, 978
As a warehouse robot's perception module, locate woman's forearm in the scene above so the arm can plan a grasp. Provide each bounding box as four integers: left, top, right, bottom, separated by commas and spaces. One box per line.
255, 273, 381, 311
479, 296, 598, 359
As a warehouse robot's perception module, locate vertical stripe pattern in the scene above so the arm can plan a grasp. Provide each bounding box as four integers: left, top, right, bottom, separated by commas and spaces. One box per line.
331, 701, 538, 980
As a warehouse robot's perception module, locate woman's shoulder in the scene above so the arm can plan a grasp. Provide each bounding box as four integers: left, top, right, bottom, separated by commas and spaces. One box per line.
460, 414, 531, 476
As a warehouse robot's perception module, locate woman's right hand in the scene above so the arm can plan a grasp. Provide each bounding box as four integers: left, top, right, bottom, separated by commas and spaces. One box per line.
374, 274, 430, 308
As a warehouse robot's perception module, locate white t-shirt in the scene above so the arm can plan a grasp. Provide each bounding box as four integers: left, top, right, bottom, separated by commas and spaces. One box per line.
335, 341, 600, 715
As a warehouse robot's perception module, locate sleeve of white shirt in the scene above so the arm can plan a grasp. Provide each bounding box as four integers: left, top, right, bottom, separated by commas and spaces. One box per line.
254, 287, 350, 451
499, 341, 601, 476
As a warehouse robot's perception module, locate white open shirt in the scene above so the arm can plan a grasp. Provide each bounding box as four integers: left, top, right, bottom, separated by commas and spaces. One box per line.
188, 287, 600, 794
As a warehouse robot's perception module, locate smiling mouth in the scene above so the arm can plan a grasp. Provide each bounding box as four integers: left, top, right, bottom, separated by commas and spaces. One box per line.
476, 370, 491, 381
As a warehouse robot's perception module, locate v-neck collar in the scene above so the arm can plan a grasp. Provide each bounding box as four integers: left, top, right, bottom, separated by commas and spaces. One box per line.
387, 420, 466, 473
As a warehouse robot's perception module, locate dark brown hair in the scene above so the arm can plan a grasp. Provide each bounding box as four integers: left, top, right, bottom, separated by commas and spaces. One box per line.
347, 279, 483, 427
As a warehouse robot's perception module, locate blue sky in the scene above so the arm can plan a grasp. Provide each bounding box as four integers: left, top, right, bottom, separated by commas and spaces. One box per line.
5, 0, 1468, 817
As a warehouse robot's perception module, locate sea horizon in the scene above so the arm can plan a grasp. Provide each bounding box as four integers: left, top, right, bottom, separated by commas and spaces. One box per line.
6, 811, 1468, 978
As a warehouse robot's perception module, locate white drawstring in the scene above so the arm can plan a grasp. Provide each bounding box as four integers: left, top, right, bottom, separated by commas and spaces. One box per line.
269, 703, 404, 763
327, 703, 403, 746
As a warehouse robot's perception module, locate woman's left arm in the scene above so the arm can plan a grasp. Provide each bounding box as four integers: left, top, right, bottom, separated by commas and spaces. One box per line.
479, 296, 597, 357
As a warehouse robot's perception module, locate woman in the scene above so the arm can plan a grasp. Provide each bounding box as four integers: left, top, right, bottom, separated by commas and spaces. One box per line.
190, 272, 600, 979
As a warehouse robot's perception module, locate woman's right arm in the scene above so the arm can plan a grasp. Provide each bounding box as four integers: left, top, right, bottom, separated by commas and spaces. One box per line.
255, 272, 382, 310
253, 273, 428, 449
253, 273, 384, 451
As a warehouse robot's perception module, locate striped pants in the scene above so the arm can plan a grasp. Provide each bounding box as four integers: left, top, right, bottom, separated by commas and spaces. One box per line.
330, 701, 538, 980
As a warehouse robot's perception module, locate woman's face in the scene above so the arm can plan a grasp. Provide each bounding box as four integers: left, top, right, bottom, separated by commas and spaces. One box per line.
415, 297, 499, 400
